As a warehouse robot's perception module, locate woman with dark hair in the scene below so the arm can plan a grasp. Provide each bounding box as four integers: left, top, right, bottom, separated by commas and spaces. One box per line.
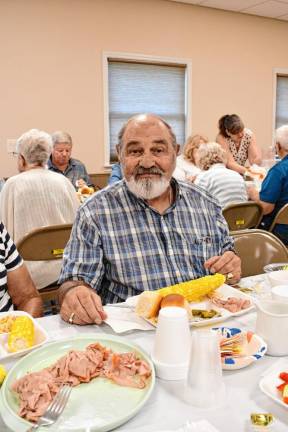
216, 114, 261, 175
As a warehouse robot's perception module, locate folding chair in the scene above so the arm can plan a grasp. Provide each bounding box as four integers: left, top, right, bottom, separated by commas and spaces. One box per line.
269, 204, 288, 233
222, 202, 263, 231
16, 224, 72, 314
231, 229, 288, 277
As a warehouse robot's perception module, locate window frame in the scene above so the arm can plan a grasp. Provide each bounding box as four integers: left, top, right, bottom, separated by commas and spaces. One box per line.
273, 68, 288, 140
103, 51, 192, 167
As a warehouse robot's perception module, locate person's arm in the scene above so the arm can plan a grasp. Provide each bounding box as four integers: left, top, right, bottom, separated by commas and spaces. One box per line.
247, 186, 275, 215
58, 205, 107, 325
247, 133, 262, 166
7, 263, 43, 317
108, 164, 122, 185
216, 134, 246, 175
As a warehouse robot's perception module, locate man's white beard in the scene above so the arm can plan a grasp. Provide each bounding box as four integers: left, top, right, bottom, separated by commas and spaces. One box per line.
126, 176, 170, 200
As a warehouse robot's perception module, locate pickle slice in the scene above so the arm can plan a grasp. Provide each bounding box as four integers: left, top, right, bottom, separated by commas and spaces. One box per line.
191, 309, 220, 319
250, 413, 274, 427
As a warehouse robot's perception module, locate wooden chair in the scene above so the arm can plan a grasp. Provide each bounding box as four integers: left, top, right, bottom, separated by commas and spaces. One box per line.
89, 173, 110, 190
231, 229, 288, 277
16, 224, 73, 313
269, 204, 288, 233
222, 202, 263, 231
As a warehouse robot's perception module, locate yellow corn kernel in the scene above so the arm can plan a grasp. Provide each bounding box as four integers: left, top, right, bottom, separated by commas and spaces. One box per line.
0, 364, 7, 385
157, 273, 226, 302
8, 316, 35, 353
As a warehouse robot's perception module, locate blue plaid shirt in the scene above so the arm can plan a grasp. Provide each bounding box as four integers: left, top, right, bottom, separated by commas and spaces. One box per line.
47, 157, 92, 189
59, 179, 234, 304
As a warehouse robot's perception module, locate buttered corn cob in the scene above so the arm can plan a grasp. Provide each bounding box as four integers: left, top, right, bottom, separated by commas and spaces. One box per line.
0, 364, 7, 385
7, 316, 35, 353
157, 273, 226, 302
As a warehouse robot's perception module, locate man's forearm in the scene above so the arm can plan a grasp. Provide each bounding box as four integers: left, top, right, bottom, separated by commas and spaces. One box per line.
19, 297, 43, 318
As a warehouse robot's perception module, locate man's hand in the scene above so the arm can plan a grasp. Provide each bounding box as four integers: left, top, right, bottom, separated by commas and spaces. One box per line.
60, 285, 107, 325
204, 251, 241, 285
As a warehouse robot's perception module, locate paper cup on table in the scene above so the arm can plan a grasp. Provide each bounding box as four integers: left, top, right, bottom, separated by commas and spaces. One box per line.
151, 307, 191, 380
184, 330, 226, 408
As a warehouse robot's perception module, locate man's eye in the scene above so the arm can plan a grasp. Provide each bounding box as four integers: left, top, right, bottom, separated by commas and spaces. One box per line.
128, 149, 141, 155
154, 148, 164, 154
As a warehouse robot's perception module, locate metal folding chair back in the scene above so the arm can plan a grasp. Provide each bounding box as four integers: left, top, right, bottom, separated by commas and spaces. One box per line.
16, 224, 73, 312
222, 202, 263, 231
231, 229, 288, 277
269, 204, 288, 233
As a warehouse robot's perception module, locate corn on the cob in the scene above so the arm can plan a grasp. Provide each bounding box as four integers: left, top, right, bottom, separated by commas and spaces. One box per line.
7, 316, 35, 353
0, 364, 7, 385
157, 273, 225, 302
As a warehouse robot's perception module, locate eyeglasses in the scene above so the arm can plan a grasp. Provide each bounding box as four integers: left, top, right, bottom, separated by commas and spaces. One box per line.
11, 152, 18, 158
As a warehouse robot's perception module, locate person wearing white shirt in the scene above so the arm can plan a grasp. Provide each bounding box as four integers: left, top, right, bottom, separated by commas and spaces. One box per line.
194, 142, 248, 208
173, 134, 208, 181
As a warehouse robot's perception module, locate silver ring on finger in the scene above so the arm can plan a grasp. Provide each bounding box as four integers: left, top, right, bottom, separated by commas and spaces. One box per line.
68, 312, 75, 324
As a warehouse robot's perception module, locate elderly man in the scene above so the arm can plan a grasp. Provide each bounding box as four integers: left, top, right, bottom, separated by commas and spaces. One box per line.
248, 125, 288, 245
58, 114, 241, 325
0, 222, 42, 316
48, 131, 93, 189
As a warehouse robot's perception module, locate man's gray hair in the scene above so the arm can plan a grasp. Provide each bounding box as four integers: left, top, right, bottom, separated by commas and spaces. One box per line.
51, 131, 73, 147
118, 114, 177, 148
275, 125, 288, 151
16, 129, 52, 166
197, 142, 227, 171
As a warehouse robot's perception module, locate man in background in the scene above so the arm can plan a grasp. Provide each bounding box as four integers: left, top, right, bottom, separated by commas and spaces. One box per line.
248, 125, 288, 245
48, 131, 93, 189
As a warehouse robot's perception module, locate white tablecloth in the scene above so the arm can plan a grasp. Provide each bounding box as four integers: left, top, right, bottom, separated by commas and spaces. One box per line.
1, 274, 287, 432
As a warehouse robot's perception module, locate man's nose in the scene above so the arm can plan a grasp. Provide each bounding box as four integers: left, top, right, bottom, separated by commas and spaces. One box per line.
139, 153, 155, 168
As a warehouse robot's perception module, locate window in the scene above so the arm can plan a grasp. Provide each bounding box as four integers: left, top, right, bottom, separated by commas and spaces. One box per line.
275, 73, 288, 129
103, 53, 191, 165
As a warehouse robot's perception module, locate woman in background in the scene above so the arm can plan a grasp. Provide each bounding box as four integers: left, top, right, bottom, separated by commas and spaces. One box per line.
216, 114, 261, 175
195, 142, 248, 208
173, 134, 208, 181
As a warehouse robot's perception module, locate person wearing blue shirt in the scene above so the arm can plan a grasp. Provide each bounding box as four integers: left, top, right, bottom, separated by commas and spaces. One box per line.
108, 163, 122, 185
248, 125, 288, 245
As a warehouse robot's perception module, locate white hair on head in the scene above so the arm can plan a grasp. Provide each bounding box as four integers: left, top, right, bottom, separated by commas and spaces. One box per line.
51, 131, 73, 147
197, 142, 228, 171
16, 129, 52, 166
275, 125, 288, 151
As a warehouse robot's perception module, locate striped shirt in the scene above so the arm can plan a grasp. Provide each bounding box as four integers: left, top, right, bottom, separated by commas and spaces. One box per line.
0, 222, 22, 311
195, 164, 248, 208
59, 179, 234, 304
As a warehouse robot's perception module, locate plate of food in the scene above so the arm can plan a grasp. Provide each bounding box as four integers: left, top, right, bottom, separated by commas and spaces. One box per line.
212, 327, 267, 370
0, 311, 48, 360
128, 275, 254, 328
0, 334, 155, 432
259, 361, 288, 409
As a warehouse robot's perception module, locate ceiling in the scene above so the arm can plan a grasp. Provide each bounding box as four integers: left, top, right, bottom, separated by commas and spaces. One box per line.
168, 0, 288, 21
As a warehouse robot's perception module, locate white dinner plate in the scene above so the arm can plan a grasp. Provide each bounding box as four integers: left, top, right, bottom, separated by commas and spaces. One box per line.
0, 334, 155, 432
259, 361, 288, 409
125, 284, 254, 328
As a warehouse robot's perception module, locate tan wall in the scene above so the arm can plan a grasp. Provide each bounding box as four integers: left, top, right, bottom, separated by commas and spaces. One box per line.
0, 0, 288, 178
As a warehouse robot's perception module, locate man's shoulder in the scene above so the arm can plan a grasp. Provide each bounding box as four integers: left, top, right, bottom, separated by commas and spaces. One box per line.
70, 158, 86, 168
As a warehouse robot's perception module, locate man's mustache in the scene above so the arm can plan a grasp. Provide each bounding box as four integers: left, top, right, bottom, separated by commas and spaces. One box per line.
134, 166, 164, 176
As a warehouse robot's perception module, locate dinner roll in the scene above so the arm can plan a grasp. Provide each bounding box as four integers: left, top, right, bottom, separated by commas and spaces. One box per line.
160, 294, 192, 318
135, 291, 162, 319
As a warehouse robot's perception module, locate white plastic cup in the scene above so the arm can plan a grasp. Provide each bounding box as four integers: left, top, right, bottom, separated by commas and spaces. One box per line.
271, 285, 288, 303
184, 330, 226, 408
267, 270, 288, 287
151, 307, 191, 380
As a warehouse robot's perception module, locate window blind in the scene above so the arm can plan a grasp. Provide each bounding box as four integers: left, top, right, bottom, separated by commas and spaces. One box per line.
108, 60, 186, 162
276, 75, 288, 128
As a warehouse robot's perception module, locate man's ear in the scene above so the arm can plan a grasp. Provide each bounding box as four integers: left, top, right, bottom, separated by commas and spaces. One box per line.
176, 144, 180, 156
116, 144, 121, 160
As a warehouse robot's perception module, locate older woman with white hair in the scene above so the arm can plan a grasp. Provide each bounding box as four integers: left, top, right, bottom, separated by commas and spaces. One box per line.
0, 129, 79, 290
194, 142, 248, 208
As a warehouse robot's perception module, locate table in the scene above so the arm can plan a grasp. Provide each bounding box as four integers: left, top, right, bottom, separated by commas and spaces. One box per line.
1, 274, 287, 432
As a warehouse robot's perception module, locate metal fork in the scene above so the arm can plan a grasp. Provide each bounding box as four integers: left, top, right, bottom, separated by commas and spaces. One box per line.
27, 384, 72, 431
